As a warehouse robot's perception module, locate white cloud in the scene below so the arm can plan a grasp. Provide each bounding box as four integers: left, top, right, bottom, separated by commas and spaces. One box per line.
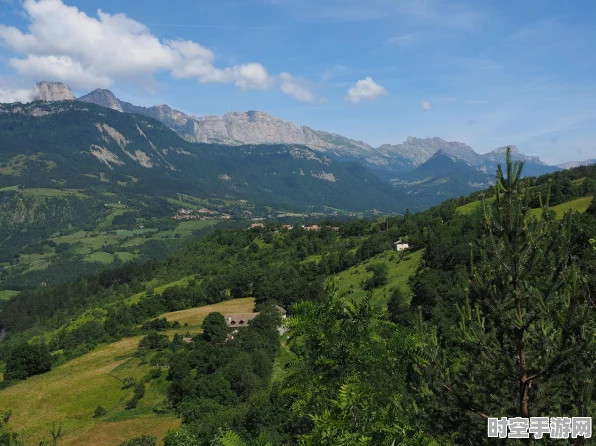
345, 77, 387, 103
279, 72, 315, 103
0, 85, 38, 103
421, 100, 432, 111
0, 0, 314, 101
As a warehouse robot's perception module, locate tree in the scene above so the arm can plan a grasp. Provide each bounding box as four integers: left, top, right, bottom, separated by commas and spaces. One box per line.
362, 263, 388, 290
282, 284, 442, 444
201, 312, 228, 343
4, 343, 52, 380
425, 147, 596, 443
93, 406, 107, 418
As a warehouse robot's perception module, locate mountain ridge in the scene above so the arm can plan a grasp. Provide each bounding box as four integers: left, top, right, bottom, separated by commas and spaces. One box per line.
30, 81, 557, 173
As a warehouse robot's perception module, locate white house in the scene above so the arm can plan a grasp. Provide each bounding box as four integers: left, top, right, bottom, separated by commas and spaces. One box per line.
394, 240, 409, 251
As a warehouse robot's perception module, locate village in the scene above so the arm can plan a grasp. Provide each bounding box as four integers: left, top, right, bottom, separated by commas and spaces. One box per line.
171, 207, 232, 221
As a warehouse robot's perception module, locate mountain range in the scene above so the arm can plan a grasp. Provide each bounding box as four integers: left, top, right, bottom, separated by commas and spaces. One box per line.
4, 80, 593, 210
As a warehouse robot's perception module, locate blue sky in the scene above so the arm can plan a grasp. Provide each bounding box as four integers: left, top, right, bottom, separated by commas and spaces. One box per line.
0, 0, 595, 164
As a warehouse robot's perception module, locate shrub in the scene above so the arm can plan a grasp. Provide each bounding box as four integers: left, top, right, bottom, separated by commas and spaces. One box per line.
122, 377, 136, 390
118, 435, 157, 446
4, 343, 52, 380
93, 405, 107, 418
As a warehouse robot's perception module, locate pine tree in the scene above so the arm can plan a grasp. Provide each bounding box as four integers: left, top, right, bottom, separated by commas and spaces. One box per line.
434, 147, 596, 443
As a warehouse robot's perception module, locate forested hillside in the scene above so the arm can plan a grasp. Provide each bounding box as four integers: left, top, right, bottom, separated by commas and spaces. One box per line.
1, 150, 596, 445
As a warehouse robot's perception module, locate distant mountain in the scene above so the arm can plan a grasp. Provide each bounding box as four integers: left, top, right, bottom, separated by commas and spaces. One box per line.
394, 150, 493, 206
77, 89, 376, 158
0, 100, 414, 213
379, 137, 484, 169
482, 145, 559, 177
35, 81, 74, 102
558, 159, 596, 170
5, 81, 571, 205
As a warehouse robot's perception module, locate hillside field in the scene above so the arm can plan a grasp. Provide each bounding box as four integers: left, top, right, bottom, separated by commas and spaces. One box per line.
0, 298, 255, 445
332, 249, 424, 305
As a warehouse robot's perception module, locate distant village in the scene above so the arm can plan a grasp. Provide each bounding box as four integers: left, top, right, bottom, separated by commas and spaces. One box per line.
249, 223, 341, 232
171, 207, 232, 221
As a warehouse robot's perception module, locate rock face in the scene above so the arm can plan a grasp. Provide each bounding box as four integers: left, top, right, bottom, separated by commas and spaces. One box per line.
379, 136, 484, 168
72, 88, 373, 155
78, 89, 123, 112
482, 145, 546, 165
24, 81, 560, 176
35, 81, 75, 102
557, 159, 596, 170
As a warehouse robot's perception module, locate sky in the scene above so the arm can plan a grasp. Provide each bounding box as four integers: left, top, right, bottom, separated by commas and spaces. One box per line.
0, 0, 595, 165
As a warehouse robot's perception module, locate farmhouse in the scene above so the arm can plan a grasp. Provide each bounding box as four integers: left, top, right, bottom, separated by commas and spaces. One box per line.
251, 223, 265, 229
394, 240, 410, 251
224, 305, 287, 328
224, 313, 260, 327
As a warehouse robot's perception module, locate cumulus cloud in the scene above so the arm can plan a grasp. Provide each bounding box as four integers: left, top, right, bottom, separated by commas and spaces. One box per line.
0, 0, 315, 101
345, 77, 387, 103
421, 100, 432, 111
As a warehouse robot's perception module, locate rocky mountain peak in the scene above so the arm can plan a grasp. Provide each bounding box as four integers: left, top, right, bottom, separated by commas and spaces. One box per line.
483, 145, 545, 165
78, 89, 123, 112
35, 81, 75, 102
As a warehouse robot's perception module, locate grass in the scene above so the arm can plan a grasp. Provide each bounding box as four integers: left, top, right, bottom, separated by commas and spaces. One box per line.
115, 252, 136, 262
0, 298, 255, 445
456, 197, 494, 214
84, 252, 115, 264
114, 229, 157, 236
333, 249, 424, 306
154, 220, 219, 239
21, 188, 88, 198
161, 297, 255, 330
0, 337, 179, 445
457, 196, 593, 220
272, 334, 296, 382
528, 196, 593, 219
0, 290, 19, 301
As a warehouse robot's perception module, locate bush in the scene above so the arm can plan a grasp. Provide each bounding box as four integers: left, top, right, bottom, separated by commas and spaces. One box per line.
122, 377, 136, 390
93, 405, 107, 418
363, 263, 388, 290
118, 435, 157, 446
4, 343, 52, 380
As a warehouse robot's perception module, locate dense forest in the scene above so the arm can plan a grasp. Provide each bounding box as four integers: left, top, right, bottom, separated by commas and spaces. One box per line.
1, 150, 596, 444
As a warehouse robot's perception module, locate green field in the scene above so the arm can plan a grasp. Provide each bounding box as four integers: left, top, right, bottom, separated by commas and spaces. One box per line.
457, 196, 593, 219
0, 290, 19, 301
84, 252, 115, 264
0, 298, 255, 445
455, 197, 494, 214
21, 188, 88, 198
528, 196, 593, 219
333, 249, 424, 305
114, 229, 157, 236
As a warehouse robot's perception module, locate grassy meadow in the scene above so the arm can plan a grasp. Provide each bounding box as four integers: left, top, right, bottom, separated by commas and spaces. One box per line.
0, 298, 256, 445
332, 248, 424, 305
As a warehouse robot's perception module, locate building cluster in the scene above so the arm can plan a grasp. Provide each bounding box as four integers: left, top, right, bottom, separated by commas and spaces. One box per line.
224, 306, 287, 327
250, 223, 341, 231
171, 207, 231, 221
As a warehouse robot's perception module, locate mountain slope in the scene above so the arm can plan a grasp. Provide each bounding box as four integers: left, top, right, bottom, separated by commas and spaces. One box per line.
393, 150, 493, 206
77, 89, 376, 157
0, 100, 413, 213
558, 159, 596, 169
482, 145, 559, 177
